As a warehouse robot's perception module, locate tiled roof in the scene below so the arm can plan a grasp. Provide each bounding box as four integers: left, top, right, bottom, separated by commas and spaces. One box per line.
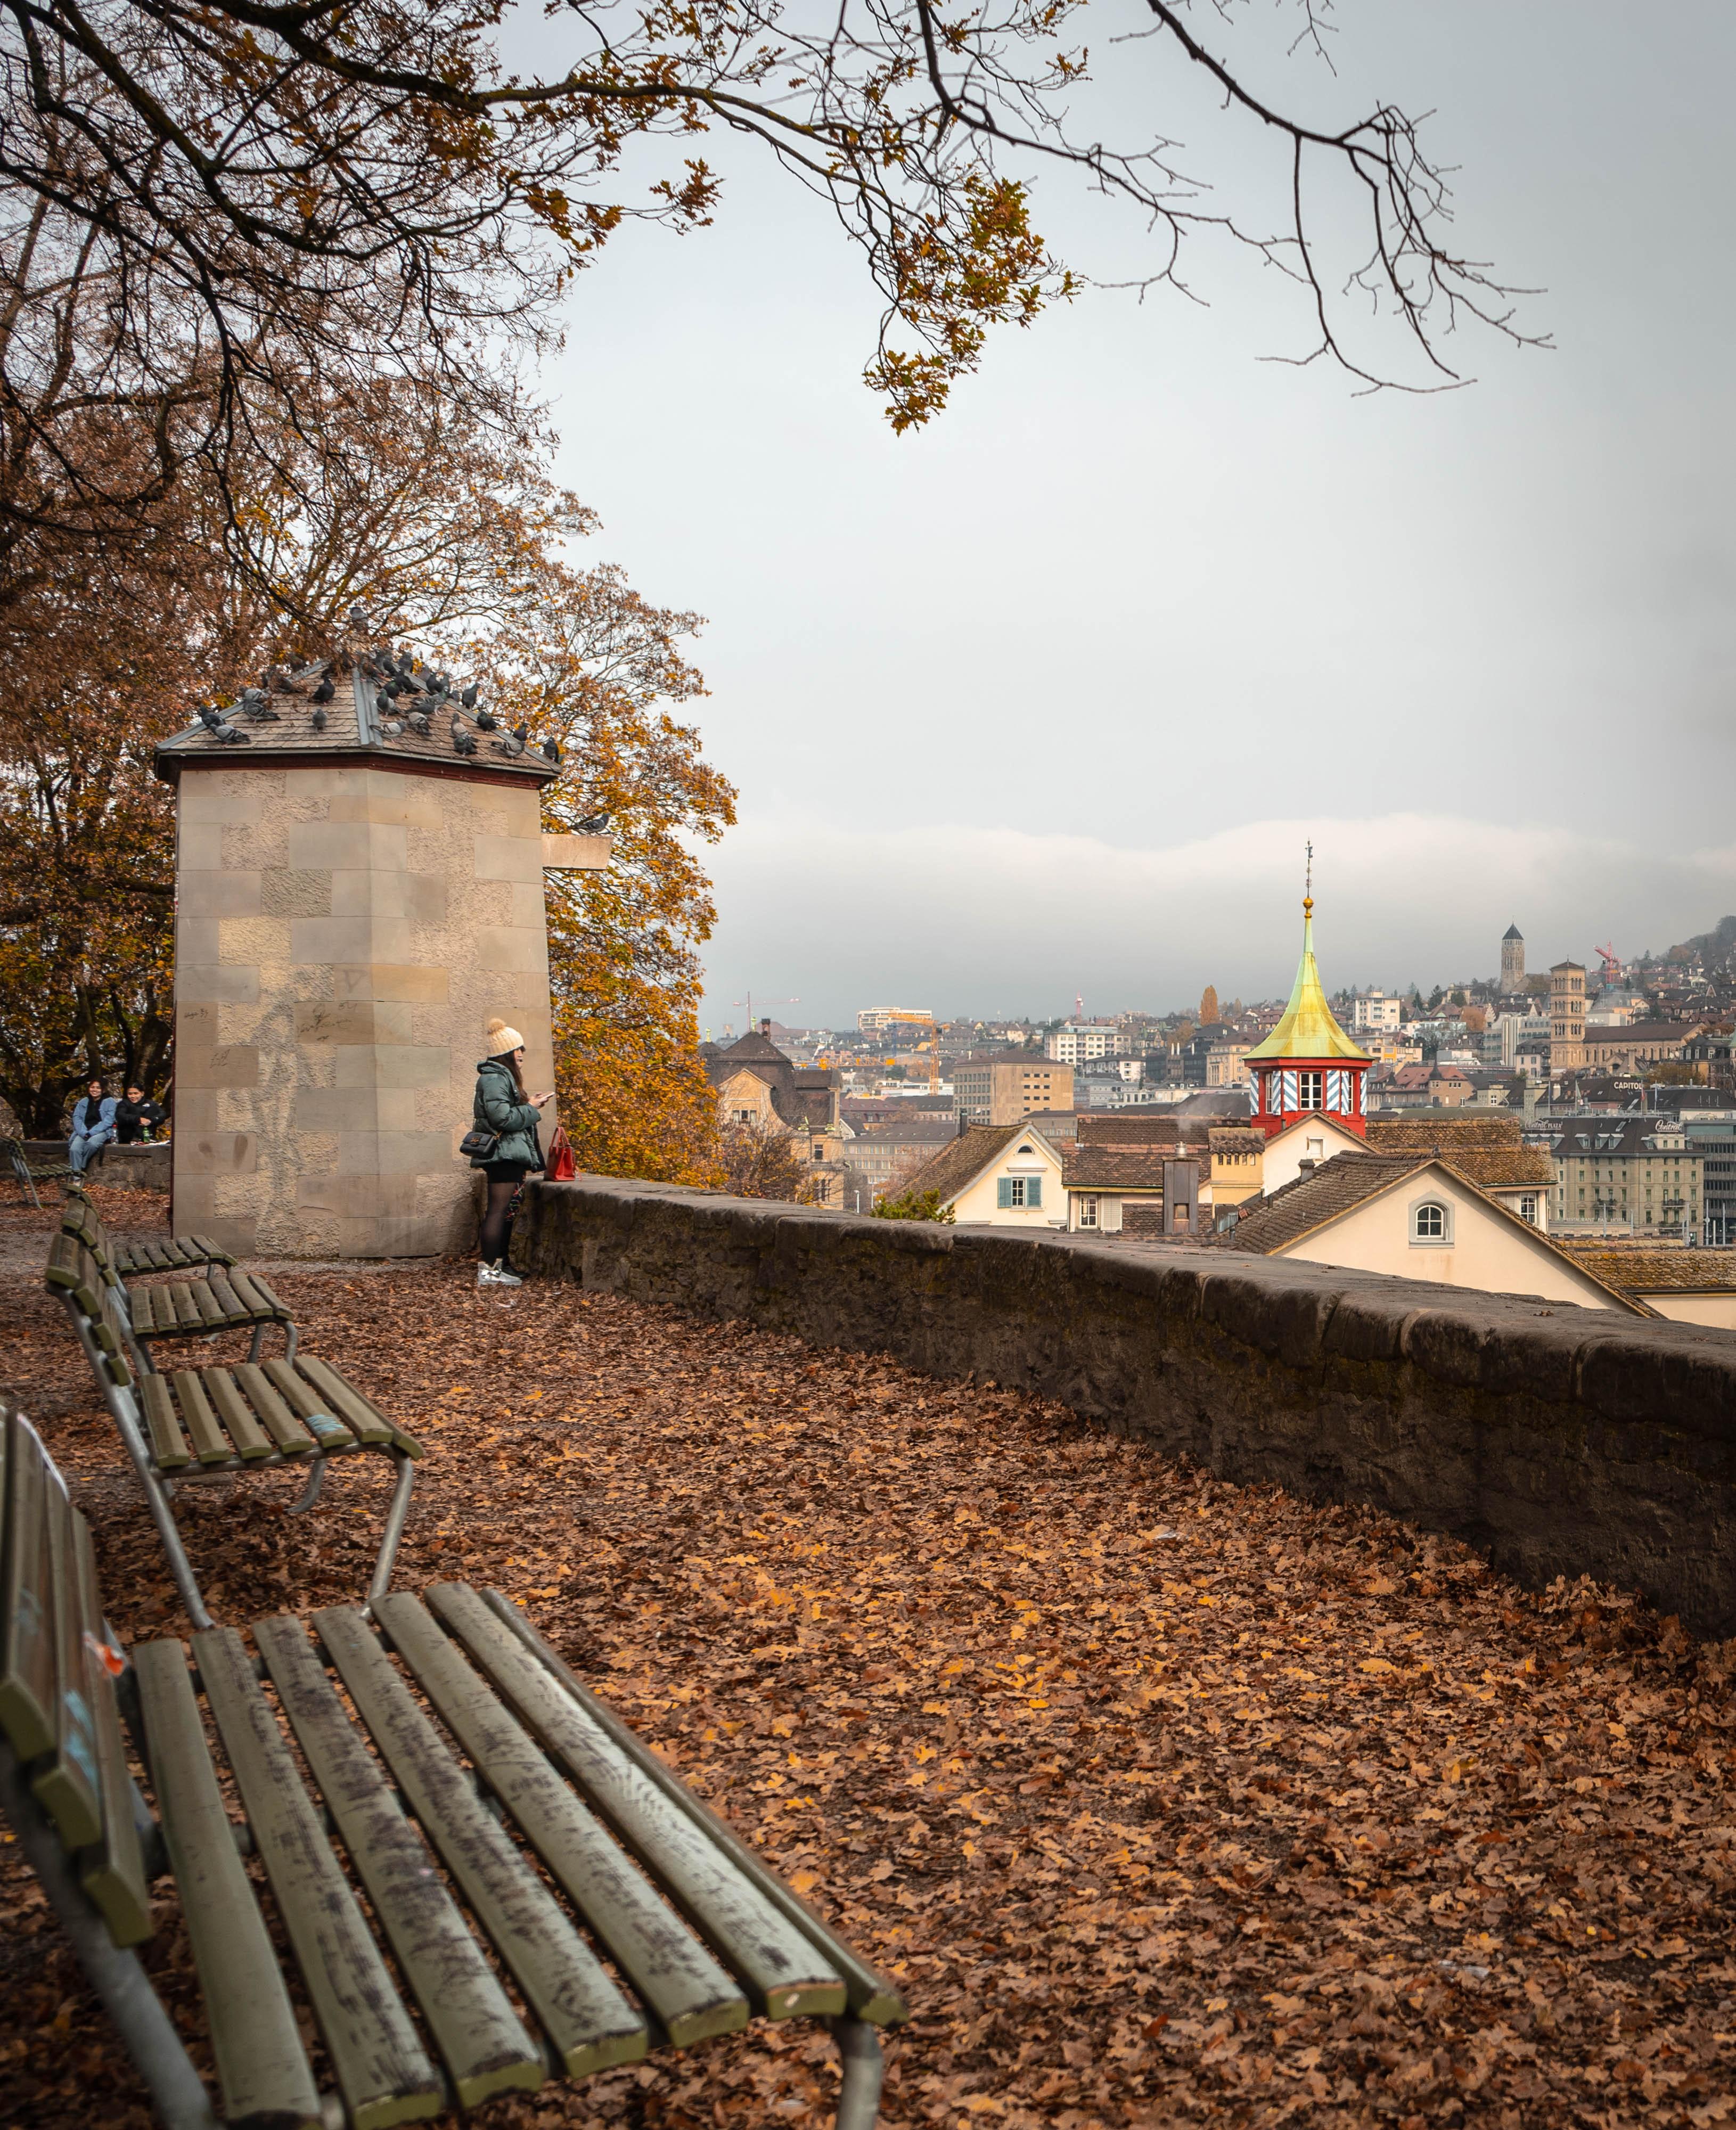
1430, 1149, 1554, 1188
850, 1118, 959, 1147
1560, 1246, 1736, 1292
1207, 1128, 1266, 1156
1062, 1150, 1199, 1192
1217, 1152, 1643, 1309
1076, 1114, 1181, 1148
1219, 1154, 1429, 1255
899, 1124, 1026, 1206
156, 649, 555, 783
1551, 1118, 1689, 1160
1367, 1115, 1525, 1151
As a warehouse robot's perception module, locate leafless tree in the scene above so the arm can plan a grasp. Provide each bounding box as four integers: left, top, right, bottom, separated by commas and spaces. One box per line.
0, 0, 1543, 554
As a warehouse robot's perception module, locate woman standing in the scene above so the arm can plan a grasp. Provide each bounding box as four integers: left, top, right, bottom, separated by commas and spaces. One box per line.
470, 1019, 554, 1287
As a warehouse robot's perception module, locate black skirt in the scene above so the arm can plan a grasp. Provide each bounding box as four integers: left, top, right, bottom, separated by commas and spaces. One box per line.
480, 1159, 533, 1184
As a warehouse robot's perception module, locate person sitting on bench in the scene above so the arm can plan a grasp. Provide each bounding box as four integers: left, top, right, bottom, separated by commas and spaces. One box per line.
113, 1087, 166, 1145
67, 1082, 118, 1175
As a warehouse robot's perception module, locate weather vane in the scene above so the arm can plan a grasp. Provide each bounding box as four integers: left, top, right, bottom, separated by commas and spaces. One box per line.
1305, 839, 1313, 907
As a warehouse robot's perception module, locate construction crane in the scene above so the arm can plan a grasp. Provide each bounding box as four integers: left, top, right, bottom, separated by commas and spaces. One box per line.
1593, 943, 1620, 982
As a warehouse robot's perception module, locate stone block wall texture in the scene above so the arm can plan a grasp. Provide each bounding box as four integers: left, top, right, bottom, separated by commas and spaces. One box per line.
516, 1178, 1736, 1638
172, 763, 557, 1257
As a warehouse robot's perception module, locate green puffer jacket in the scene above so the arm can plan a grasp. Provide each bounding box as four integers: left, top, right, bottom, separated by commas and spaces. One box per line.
470, 1057, 544, 1169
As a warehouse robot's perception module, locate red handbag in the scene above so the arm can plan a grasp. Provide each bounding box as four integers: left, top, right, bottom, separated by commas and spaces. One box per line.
545, 1123, 577, 1182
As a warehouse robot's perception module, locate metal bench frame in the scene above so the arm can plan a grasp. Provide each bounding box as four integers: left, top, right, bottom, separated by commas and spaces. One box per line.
3, 1133, 75, 1209
0, 1408, 900, 2129
58, 1205, 292, 1366
51, 1252, 417, 1632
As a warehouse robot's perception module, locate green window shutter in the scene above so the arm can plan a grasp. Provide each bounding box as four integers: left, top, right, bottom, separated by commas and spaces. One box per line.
997, 1178, 1014, 1209
1027, 1177, 1043, 1209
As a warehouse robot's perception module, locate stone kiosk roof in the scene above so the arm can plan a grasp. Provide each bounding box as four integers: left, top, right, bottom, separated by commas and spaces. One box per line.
154, 642, 558, 789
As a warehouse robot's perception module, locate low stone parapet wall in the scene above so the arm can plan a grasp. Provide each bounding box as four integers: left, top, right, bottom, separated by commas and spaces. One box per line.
517, 1178, 1736, 1638
23, 1140, 170, 1192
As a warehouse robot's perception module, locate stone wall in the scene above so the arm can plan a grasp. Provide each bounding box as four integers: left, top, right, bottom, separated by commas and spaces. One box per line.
516, 1178, 1736, 1639
24, 1142, 168, 1193
172, 761, 558, 1258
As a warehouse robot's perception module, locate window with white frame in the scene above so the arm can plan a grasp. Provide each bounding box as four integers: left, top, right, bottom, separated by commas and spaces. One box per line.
997, 1175, 1041, 1209
1411, 1200, 1451, 1243
1519, 1194, 1537, 1225
1078, 1194, 1099, 1228
1298, 1070, 1324, 1111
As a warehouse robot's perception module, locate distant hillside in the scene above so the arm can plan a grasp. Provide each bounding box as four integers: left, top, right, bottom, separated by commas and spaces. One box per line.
1678, 915, 1736, 970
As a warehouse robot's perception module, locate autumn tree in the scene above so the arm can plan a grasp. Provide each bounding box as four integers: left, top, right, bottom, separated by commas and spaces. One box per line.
1200, 985, 1220, 1026
720, 1120, 815, 1204
225, 372, 736, 1185
0, 0, 1541, 559
0, 372, 734, 1169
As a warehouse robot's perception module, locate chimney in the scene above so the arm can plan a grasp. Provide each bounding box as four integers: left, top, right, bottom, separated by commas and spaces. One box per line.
759, 1017, 772, 1037
1298, 1158, 1316, 1175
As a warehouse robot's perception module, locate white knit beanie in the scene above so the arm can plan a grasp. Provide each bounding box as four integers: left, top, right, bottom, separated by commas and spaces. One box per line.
485, 1017, 526, 1055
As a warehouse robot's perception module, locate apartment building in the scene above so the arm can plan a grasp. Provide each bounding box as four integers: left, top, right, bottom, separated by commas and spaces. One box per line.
1549, 1116, 1703, 1236
953, 1052, 1075, 1126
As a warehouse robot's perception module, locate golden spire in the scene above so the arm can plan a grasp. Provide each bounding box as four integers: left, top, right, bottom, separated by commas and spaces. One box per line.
1245, 849, 1370, 1065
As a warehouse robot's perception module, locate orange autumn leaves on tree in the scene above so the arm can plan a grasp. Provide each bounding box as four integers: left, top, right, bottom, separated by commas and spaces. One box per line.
463, 555, 734, 1187
222, 373, 735, 1188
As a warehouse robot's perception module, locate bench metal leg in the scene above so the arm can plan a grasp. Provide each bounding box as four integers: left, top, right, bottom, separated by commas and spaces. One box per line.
0, 1744, 217, 2130
289, 1459, 326, 1512
827, 2017, 885, 2130
58, 1297, 215, 1632
247, 1321, 265, 1363
366, 1451, 416, 1612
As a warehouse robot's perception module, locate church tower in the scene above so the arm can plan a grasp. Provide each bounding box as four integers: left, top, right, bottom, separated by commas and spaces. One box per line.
1245, 873, 1369, 1141
1501, 922, 1525, 995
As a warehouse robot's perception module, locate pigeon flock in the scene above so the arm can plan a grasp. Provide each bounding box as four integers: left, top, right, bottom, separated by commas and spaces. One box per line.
184, 610, 568, 773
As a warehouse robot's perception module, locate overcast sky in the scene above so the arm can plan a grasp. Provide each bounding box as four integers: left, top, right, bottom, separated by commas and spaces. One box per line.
539, 1, 1736, 1033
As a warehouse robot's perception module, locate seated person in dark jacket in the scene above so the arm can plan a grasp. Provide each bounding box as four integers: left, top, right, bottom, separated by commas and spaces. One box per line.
113, 1087, 166, 1144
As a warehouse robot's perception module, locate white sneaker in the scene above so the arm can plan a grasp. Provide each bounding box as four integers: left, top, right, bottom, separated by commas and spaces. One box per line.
476, 1260, 523, 1288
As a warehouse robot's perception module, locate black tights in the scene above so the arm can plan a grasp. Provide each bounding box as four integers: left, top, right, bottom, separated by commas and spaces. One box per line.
479, 1178, 519, 1266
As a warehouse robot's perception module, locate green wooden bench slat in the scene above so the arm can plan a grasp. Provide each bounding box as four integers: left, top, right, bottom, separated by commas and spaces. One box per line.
429, 1585, 847, 2021
133, 1639, 323, 2129
129, 1285, 161, 1336
294, 1355, 424, 1459
257, 1361, 357, 1450
195, 1626, 445, 2130
223, 1269, 261, 1312
472, 1588, 908, 2026
242, 1271, 290, 1320
137, 1376, 193, 1470
378, 1593, 747, 2051
205, 1271, 249, 1321
173, 1283, 204, 1332
0, 1415, 57, 1761
187, 1281, 224, 1330
314, 1604, 646, 2079
185, 1233, 237, 1268
69, 1514, 153, 1947
37, 1482, 103, 1850
226, 1366, 314, 1455
177, 1371, 258, 1463
196, 1371, 278, 1461
253, 1613, 545, 2109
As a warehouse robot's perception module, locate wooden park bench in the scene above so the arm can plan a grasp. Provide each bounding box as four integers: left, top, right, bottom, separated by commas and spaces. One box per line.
0, 1402, 902, 2128
63, 1181, 238, 1279
47, 1242, 420, 1632
2, 1132, 76, 1209
59, 1199, 294, 1365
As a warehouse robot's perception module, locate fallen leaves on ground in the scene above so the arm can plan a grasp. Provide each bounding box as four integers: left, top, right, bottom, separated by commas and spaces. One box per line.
2, 1187, 1736, 2126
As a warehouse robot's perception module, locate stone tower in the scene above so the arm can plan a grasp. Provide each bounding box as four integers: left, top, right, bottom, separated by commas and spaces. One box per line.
154, 646, 605, 1258
1549, 960, 1586, 1075
1501, 922, 1525, 995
